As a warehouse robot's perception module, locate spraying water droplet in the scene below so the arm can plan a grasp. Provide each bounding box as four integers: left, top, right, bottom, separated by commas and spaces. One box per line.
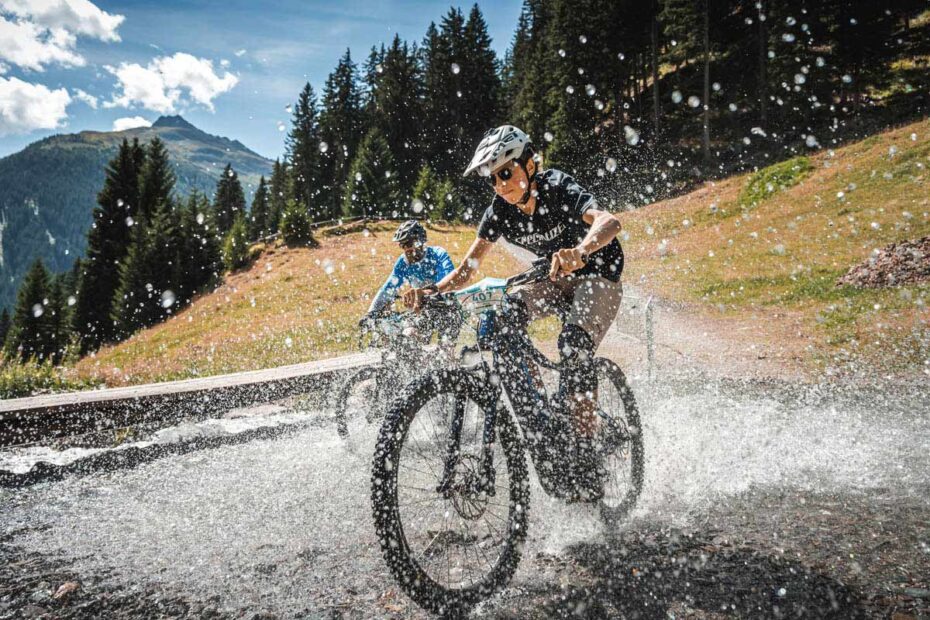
605, 157, 617, 173
585, 84, 596, 96
161, 290, 176, 309
451, 62, 460, 74
623, 125, 640, 146
543, 131, 554, 142
671, 90, 683, 104
32, 304, 44, 318
688, 95, 701, 108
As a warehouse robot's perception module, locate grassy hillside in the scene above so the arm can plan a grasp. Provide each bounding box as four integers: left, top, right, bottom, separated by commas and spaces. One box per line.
621, 117, 930, 373
74, 222, 524, 386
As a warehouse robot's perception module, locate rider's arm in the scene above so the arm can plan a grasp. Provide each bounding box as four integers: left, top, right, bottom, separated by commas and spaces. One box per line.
368, 257, 407, 315
577, 208, 622, 256
435, 237, 494, 293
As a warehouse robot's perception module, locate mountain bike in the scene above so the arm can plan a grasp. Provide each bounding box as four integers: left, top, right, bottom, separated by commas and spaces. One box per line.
333, 312, 428, 438
334, 308, 460, 438
370, 260, 644, 615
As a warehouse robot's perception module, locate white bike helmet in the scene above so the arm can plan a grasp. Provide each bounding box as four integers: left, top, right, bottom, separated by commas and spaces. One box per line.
463, 125, 532, 177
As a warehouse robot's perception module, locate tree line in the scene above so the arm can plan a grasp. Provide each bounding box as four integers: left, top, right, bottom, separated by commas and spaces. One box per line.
1, 137, 314, 363
277, 1, 925, 217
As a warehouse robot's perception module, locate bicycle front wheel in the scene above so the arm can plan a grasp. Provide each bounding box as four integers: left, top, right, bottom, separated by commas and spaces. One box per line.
371, 369, 529, 616
334, 366, 385, 438
595, 358, 645, 526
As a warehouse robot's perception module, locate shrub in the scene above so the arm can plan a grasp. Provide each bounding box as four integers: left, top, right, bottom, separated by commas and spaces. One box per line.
279, 199, 317, 247
0, 357, 101, 399
222, 215, 251, 271
738, 156, 814, 211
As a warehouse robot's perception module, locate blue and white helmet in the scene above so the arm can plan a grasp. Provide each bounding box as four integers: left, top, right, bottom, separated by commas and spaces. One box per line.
463, 125, 532, 178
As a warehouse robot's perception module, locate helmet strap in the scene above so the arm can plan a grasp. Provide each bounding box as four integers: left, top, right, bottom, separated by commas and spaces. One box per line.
516, 159, 535, 207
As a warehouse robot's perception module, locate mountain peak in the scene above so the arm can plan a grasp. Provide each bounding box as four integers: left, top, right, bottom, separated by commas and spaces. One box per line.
152, 115, 196, 130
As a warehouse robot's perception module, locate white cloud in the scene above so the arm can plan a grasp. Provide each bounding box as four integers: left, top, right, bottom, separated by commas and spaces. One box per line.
72, 87, 96, 108
0, 0, 123, 41
0, 0, 122, 72
234, 49, 246, 57
0, 16, 83, 71
112, 115, 150, 131
105, 52, 238, 114
0, 76, 71, 135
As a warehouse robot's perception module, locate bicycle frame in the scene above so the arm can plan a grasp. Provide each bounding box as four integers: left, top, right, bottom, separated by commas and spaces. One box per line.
432, 263, 586, 499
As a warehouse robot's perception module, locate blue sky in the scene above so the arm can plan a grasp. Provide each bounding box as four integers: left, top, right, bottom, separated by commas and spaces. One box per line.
0, 0, 523, 159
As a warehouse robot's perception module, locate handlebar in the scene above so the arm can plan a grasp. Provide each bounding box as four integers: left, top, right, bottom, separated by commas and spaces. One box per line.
505, 258, 551, 288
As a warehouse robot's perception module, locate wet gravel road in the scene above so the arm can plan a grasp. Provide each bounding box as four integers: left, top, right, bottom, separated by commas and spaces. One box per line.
2, 372, 929, 619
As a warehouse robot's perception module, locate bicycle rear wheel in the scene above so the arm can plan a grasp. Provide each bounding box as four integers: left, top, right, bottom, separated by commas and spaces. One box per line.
371, 369, 529, 616
595, 358, 645, 526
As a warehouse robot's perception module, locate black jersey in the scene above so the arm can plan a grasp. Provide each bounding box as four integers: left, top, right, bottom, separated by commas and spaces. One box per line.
477, 168, 624, 281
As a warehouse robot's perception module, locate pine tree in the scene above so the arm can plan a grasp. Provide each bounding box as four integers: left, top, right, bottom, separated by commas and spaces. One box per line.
369, 35, 423, 197
112, 202, 179, 335
73, 138, 146, 352
46, 275, 69, 363
412, 164, 439, 217
178, 191, 221, 301
343, 127, 401, 218
213, 163, 247, 234
279, 199, 315, 246
137, 137, 175, 219
461, 6, 502, 149
222, 215, 251, 271
287, 83, 323, 219
0, 308, 10, 350
268, 159, 289, 233
5, 259, 53, 362
319, 50, 364, 221
434, 178, 462, 222
248, 176, 270, 240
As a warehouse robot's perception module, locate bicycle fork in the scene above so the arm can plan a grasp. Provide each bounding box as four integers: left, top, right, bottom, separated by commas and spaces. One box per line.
436, 361, 500, 499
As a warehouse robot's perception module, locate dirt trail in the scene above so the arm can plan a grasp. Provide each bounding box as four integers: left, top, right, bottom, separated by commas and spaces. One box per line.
503, 241, 810, 382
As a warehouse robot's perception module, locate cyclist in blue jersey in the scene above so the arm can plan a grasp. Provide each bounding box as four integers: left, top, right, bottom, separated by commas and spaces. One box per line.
361, 220, 460, 345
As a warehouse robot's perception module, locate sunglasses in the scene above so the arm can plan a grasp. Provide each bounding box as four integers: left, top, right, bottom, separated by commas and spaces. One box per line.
399, 240, 419, 249
484, 165, 514, 188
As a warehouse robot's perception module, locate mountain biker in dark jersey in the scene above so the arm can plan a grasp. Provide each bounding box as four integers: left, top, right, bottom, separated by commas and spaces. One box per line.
404, 125, 624, 498
362, 220, 460, 345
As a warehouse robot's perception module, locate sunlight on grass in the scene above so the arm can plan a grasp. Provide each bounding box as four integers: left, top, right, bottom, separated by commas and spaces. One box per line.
74, 222, 527, 386
620, 118, 930, 372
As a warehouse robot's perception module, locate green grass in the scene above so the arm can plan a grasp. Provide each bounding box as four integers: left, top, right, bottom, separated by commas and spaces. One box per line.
0, 358, 102, 399
737, 156, 814, 212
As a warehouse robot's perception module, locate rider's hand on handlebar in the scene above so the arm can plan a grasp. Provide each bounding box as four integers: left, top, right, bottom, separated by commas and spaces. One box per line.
549, 247, 587, 280
402, 287, 425, 313
359, 312, 377, 330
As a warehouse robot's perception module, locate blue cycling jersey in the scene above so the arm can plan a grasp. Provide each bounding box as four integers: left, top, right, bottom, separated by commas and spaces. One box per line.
368, 245, 455, 315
